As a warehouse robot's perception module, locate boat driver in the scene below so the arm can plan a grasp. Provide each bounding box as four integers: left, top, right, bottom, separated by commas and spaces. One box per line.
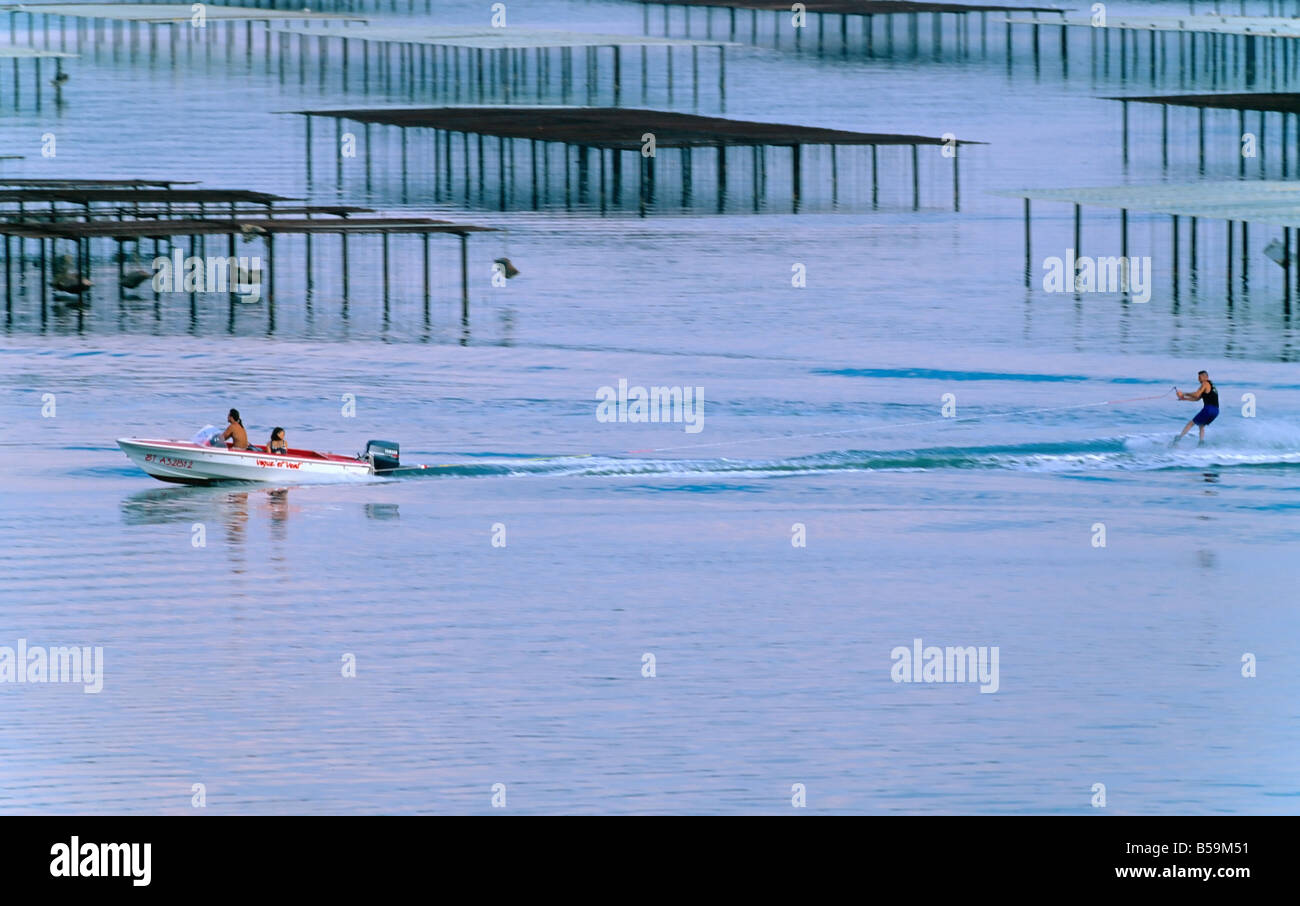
218, 409, 252, 450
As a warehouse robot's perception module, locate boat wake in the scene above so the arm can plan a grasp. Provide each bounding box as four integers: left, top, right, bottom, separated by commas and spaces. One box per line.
411, 423, 1300, 479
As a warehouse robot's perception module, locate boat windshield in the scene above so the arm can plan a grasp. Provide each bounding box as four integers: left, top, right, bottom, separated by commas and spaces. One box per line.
190, 425, 222, 446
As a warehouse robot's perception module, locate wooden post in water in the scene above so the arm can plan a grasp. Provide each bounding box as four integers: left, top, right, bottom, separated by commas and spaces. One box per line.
266, 232, 275, 306
1171, 215, 1179, 298
305, 114, 313, 190
1279, 226, 1289, 308
1198, 108, 1206, 174
422, 231, 430, 318
871, 145, 878, 209
341, 231, 349, 305
530, 139, 539, 210
719, 45, 726, 112
952, 143, 959, 212
459, 231, 469, 327
613, 45, 621, 105
1161, 105, 1168, 171
578, 145, 589, 204
1289, 222, 1300, 296
714, 143, 724, 213
381, 232, 389, 305
1227, 221, 1234, 298
911, 145, 920, 211
791, 144, 801, 213
1074, 204, 1082, 262
1241, 222, 1248, 285
691, 45, 699, 110
1119, 100, 1131, 167
498, 137, 506, 211
305, 231, 314, 298
612, 149, 621, 206
1023, 198, 1031, 288
681, 146, 692, 208
228, 233, 237, 305
831, 145, 838, 208
644, 150, 655, 210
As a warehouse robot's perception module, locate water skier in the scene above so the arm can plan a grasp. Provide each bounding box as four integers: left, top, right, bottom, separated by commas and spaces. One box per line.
1173, 371, 1219, 447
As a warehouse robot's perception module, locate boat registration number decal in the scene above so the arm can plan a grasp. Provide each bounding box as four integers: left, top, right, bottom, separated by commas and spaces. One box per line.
144, 454, 192, 469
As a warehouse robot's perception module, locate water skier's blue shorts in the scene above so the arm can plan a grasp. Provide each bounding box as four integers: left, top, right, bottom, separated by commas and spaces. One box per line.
1193, 405, 1219, 426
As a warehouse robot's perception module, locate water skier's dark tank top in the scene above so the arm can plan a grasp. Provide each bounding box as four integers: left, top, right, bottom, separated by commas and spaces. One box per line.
1203, 382, 1219, 408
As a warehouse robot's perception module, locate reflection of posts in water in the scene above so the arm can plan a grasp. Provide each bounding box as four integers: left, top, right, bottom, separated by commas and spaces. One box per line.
223, 492, 250, 564
268, 488, 290, 522
364, 503, 400, 521
267, 488, 290, 546
119, 486, 295, 547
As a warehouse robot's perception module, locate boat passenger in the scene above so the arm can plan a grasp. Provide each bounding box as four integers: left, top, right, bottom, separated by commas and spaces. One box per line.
268, 427, 288, 455
219, 409, 252, 450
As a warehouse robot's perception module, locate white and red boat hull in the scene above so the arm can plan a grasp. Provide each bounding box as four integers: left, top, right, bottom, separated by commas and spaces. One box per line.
117, 438, 375, 484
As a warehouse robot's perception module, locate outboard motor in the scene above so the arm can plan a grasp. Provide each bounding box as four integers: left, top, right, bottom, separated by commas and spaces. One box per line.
365, 440, 400, 473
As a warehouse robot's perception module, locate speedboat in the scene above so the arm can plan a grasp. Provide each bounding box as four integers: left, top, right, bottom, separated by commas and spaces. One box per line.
117, 435, 403, 485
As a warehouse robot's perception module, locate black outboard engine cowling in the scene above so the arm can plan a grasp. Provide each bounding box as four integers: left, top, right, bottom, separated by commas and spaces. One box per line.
365, 440, 400, 473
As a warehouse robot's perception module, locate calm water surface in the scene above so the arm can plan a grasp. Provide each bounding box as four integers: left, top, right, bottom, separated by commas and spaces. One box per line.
1, 0, 1298, 814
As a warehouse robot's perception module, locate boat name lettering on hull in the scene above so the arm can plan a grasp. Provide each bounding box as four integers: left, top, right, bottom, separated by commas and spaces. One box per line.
256, 459, 301, 469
